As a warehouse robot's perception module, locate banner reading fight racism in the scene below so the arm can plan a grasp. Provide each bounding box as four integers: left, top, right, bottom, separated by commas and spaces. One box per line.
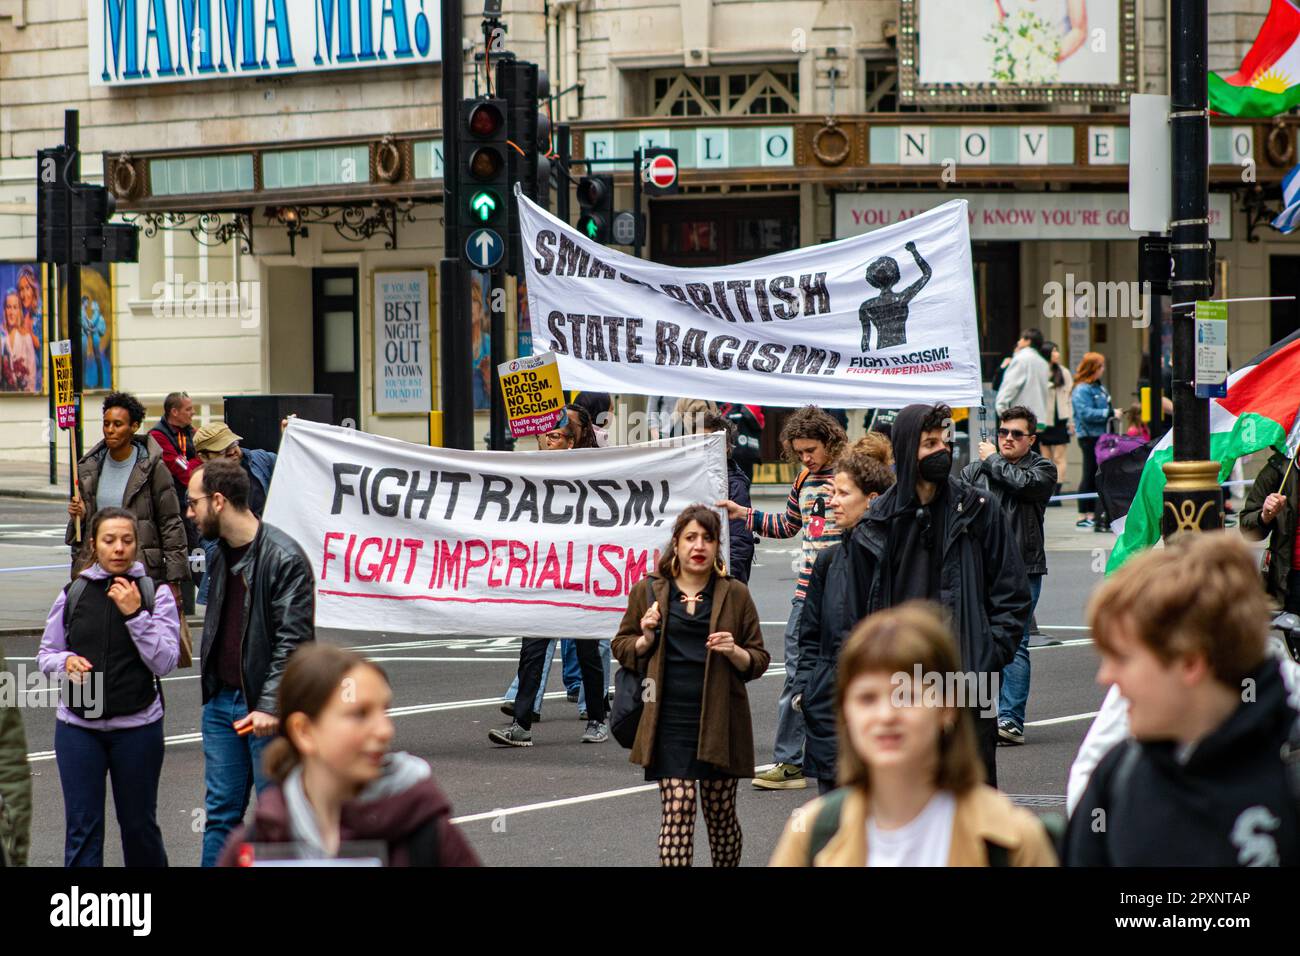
518, 194, 982, 408
263, 418, 729, 637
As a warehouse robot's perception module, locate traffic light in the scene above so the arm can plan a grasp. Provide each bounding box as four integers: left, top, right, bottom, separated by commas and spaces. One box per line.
576, 175, 614, 244
497, 59, 551, 274
37, 147, 139, 265
458, 97, 510, 269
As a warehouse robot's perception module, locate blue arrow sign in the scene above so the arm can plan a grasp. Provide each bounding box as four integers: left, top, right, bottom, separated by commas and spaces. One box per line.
465, 229, 504, 269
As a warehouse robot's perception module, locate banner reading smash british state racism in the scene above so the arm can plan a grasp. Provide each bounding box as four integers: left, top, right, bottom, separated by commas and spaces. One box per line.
518, 194, 982, 408
263, 418, 728, 637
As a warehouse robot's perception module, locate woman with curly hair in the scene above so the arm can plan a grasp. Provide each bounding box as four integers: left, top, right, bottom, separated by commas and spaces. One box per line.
66, 391, 188, 593
718, 405, 847, 791
793, 433, 896, 793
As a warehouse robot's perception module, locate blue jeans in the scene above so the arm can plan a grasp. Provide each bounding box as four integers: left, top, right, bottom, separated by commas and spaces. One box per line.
503, 640, 611, 715
196, 538, 219, 605
773, 596, 806, 765
201, 687, 273, 867
55, 718, 167, 867
577, 640, 612, 712
998, 575, 1043, 731
561, 639, 581, 693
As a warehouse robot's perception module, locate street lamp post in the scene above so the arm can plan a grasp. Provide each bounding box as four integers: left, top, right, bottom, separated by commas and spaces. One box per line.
1163, 0, 1222, 538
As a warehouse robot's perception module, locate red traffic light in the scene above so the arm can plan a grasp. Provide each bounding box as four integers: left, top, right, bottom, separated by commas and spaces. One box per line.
467, 101, 505, 138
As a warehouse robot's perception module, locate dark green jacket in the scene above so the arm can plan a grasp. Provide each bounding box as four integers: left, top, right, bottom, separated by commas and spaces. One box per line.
0, 644, 32, 866
1239, 450, 1298, 602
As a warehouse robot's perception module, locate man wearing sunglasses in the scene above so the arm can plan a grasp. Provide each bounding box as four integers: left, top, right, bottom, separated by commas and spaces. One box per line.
961, 406, 1057, 747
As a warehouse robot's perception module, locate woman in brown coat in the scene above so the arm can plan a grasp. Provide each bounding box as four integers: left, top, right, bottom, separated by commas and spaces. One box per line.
770, 603, 1056, 867
612, 504, 769, 867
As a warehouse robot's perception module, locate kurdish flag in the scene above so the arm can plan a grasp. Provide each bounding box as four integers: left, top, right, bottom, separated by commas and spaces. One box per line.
1209, 0, 1300, 117
1107, 329, 1300, 572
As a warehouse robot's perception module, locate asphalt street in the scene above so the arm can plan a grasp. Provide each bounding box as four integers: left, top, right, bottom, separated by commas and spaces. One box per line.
0, 493, 1115, 867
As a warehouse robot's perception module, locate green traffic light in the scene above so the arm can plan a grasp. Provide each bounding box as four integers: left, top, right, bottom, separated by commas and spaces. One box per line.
471, 190, 499, 222
584, 218, 598, 239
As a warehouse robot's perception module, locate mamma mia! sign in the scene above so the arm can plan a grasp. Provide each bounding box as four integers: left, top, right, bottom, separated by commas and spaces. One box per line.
91, 0, 442, 87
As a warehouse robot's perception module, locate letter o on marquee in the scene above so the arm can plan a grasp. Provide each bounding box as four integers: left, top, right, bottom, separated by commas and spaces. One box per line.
765, 133, 790, 159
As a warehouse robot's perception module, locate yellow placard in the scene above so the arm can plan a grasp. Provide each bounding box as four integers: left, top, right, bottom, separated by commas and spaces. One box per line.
52, 340, 75, 428
498, 352, 565, 439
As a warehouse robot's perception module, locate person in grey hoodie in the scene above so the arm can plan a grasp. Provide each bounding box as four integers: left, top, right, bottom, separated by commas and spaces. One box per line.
994, 328, 1052, 432
220, 644, 479, 867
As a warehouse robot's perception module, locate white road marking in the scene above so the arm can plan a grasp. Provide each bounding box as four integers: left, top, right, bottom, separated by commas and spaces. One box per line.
1025, 711, 1099, 727
450, 763, 781, 825
22, 666, 790, 762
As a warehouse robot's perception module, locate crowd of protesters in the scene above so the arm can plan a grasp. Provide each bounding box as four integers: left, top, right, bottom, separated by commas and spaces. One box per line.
3, 387, 1297, 872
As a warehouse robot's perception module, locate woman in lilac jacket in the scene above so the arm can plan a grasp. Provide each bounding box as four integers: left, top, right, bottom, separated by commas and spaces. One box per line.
39, 506, 180, 867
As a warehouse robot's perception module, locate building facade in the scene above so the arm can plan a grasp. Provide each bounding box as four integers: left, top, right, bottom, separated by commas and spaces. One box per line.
1, 0, 1296, 478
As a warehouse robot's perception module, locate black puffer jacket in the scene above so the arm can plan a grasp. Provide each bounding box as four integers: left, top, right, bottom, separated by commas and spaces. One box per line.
792, 543, 864, 782
849, 478, 1029, 678
726, 459, 756, 583
960, 449, 1057, 576
200, 521, 316, 714
67, 436, 188, 584
1064, 658, 1300, 866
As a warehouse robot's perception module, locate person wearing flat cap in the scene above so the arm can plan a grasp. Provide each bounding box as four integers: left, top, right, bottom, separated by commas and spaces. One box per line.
193, 423, 279, 606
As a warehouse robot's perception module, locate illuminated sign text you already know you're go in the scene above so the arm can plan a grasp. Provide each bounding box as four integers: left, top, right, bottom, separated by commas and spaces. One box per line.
91, 0, 443, 87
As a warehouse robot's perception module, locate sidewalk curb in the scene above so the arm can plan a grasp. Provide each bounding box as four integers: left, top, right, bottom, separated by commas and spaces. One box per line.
0, 487, 66, 502
1, 616, 204, 641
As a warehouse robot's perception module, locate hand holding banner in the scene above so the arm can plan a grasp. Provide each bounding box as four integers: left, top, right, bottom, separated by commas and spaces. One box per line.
263, 418, 729, 637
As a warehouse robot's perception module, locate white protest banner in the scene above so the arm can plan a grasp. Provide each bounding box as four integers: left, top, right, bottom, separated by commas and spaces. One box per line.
519, 193, 982, 408
263, 418, 729, 637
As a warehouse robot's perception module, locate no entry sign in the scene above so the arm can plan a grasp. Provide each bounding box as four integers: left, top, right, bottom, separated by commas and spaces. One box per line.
642, 147, 679, 196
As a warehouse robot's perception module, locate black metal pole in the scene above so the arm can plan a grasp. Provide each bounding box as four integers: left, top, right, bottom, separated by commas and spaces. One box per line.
632, 147, 643, 259
64, 109, 83, 464
556, 124, 571, 225
1163, 0, 1221, 536
488, 266, 508, 450
440, 0, 473, 449
1147, 288, 1166, 441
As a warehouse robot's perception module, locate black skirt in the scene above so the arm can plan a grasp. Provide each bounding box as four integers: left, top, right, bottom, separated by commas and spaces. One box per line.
644, 700, 733, 781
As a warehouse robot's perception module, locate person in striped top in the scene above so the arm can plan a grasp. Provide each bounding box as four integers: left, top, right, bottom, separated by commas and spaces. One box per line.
719, 405, 847, 790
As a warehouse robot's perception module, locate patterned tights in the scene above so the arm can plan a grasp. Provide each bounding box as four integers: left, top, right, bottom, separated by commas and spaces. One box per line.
656, 778, 742, 867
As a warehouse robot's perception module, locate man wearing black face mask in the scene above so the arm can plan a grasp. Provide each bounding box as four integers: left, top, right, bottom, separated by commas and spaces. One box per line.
848, 403, 1031, 786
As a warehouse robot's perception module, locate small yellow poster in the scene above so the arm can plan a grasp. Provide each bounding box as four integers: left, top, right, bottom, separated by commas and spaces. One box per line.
52, 339, 75, 429
498, 352, 564, 438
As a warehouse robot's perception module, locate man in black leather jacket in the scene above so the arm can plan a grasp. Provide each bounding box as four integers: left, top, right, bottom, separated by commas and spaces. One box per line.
850, 403, 1031, 788
961, 405, 1056, 747
186, 458, 314, 866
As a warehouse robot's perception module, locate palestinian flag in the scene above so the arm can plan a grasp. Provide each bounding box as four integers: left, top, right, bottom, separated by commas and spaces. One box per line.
1209, 0, 1300, 117
1107, 329, 1300, 572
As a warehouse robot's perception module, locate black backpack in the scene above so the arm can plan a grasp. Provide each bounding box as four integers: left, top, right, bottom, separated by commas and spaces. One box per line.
63, 575, 157, 627
61, 576, 163, 712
